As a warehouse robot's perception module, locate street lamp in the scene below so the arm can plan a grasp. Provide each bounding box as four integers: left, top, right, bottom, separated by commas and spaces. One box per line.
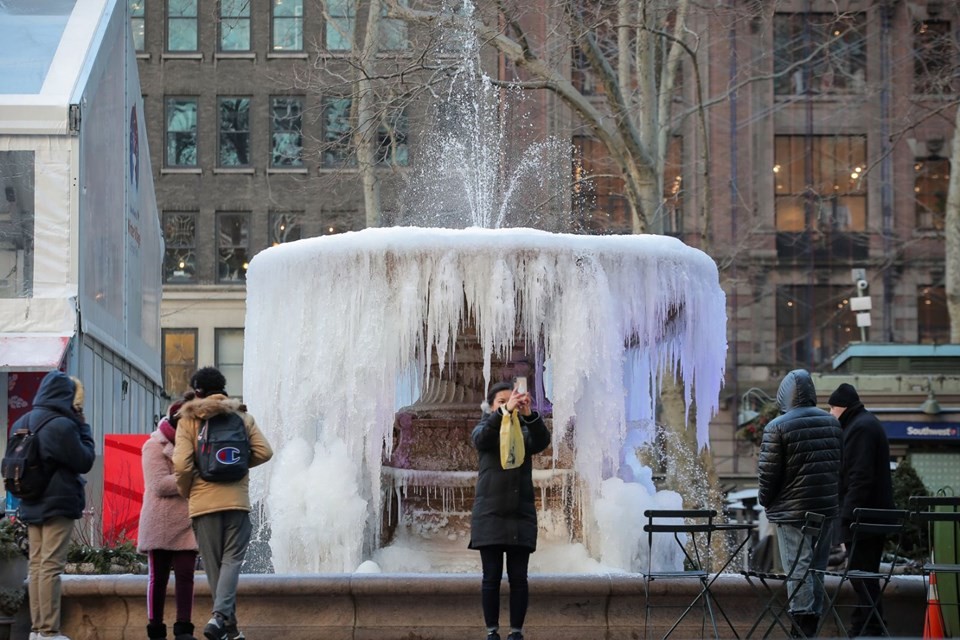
739, 387, 775, 427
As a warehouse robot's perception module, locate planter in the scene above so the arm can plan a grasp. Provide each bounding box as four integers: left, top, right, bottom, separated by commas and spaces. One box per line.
0, 555, 26, 589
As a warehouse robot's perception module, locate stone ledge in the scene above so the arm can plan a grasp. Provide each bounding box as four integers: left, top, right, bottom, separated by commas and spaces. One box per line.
29, 573, 927, 639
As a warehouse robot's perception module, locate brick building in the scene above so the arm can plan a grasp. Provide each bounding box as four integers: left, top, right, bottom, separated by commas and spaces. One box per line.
133, 0, 957, 487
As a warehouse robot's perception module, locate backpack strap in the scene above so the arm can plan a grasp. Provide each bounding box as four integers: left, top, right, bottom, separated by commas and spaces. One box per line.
27, 413, 60, 436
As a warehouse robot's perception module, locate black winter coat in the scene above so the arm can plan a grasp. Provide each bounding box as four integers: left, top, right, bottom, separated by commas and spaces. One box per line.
15, 371, 96, 524
758, 369, 842, 524
837, 403, 894, 532
469, 408, 551, 551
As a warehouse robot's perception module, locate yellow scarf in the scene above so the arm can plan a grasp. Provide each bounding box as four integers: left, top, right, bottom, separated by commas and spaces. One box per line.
499, 409, 526, 469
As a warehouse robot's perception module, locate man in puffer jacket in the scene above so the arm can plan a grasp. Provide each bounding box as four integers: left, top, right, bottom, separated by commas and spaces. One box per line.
758, 369, 842, 638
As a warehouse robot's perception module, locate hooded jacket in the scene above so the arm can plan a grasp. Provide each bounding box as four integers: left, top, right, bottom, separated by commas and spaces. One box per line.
837, 402, 894, 528
468, 408, 551, 551
758, 369, 842, 524
15, 371, 96, 524
172, 394, 273, 518
138, 419, 197, 552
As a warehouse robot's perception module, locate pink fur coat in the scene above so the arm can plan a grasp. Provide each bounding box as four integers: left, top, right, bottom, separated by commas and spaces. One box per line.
137, 427, 197, 552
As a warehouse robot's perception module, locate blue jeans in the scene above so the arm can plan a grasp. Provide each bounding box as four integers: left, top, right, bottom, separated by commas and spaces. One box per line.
775, 518, 834, 615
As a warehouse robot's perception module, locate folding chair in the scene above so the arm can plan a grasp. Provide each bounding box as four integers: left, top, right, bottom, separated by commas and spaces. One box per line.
909, 495, 960, 637
741, 511, 828, 638
641, 509, 718, 639
817, 508, 910, 638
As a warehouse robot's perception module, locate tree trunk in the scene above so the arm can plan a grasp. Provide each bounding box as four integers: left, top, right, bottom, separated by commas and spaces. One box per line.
946, 106, 960, 341
356, 0, 382, 228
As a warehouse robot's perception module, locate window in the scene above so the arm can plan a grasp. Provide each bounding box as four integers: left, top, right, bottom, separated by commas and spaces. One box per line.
376, 109, 408, 165
215, 329, 245, 399
162, 212, 197, 283
663, 138, 683, 235
777, 285, 856, 369
162, 329, 197, 396
217, 213, 249, 283
773, 13, 866, 95
322, 97, 354, 167
271, 97, 304, 167
326, 0, 355, 51
165, 97, 198, 167
269, 212, 303, 245
914, 20, 956, 94
774, 135, 867, 232
380, 0, 408, 51
219, 97, 251, 167
130, 0, 145, 51
915, 157, 949, 231
167, 0, 197, 52
220, 0, 251, 51
918, 286, 949, 344
0, 151, 36, 298
272, 0, 303, 51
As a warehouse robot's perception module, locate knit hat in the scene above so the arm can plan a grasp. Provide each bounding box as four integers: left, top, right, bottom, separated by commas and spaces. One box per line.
828, 383, 860, 408
158, 416, 176, 442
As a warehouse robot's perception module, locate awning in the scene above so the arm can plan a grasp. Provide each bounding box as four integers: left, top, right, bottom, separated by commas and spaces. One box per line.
0, 334, 71, 370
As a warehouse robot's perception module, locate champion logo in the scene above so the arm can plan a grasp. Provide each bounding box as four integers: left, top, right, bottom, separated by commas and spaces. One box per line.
215, 447, 242, 464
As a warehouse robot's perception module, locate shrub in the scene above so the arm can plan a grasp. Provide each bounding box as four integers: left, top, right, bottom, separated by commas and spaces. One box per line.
892, 458, 929, 561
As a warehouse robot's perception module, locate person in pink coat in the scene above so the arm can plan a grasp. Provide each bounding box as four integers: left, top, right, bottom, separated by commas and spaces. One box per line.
139, 398, 199, 640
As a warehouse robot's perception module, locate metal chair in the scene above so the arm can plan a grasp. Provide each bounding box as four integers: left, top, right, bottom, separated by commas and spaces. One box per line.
741, 511, 829, 638
816, 507, 910, 638
909, 495, 960, 636
641, 509, 718, 639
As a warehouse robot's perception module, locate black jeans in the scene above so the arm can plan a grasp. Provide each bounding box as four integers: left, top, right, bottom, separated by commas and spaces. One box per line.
845, 533, 886, 635
479, 545, 530, 631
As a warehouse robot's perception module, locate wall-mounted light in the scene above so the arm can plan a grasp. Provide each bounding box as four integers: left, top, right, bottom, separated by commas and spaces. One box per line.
920, 378, 941, 415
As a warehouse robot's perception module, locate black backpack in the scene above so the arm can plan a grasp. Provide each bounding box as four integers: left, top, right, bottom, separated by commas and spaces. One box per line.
195, 412, 251, 483
2, 414, 58, 500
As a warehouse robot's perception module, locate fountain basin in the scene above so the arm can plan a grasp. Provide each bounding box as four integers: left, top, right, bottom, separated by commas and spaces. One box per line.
39, 573, 926, 639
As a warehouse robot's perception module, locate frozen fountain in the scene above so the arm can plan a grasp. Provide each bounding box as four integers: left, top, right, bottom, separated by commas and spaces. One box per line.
242, 1, 727, 577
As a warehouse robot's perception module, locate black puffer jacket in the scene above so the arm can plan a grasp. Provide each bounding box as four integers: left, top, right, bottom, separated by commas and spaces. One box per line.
16, 371, 96, 524
837, 403, 894, 528
758, 369, 842, 524
468, 409, 551, 551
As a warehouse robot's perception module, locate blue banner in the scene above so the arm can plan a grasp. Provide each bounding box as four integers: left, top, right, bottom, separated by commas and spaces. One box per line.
882, 421, 960, 441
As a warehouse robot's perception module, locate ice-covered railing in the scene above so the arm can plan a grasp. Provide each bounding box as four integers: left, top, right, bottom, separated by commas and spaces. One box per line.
244, 227, 727, 572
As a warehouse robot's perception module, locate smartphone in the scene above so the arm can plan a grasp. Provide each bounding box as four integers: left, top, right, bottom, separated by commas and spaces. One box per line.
515, 376, 528, 394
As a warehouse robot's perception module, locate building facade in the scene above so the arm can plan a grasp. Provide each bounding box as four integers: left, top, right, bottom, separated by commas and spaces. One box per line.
134, 0, 957, 489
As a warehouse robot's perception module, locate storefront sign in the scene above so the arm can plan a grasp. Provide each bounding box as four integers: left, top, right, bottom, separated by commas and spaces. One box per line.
883, 421, 960, 441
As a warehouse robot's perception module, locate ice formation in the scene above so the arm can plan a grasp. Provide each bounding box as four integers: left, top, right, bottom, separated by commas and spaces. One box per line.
244, 226, 727, 573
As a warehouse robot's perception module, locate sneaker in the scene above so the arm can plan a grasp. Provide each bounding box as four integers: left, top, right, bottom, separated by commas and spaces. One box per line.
486, 633, 501, 640
506, 633, 524, 640
203, 615, 227, 640
38, 635, 72, 640
225, 623, 245, 640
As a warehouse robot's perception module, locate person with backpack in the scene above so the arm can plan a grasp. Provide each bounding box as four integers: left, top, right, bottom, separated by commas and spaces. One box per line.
138, 396, 199, 640
14, 371, 95, 640
172, 368, 272, 640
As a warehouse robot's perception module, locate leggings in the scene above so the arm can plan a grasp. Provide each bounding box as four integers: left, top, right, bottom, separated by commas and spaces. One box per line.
479, 545, 530, 631
147, 549, 197, 624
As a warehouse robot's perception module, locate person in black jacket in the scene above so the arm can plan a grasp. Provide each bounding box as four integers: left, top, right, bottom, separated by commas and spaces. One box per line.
828, 382, 895, 637
758, 369, 842, 638
469, 381, 551, 640
16, 371, 96, 640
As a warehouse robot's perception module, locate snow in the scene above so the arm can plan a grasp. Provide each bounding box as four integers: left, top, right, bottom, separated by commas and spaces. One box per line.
244, 226, 727, 573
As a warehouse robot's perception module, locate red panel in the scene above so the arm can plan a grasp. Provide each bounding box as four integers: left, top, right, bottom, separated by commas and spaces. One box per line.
7, 371, 46, 436
102, 434, 149, 546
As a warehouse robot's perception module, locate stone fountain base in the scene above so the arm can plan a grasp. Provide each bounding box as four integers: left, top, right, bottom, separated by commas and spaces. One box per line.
29, 573, 927, 639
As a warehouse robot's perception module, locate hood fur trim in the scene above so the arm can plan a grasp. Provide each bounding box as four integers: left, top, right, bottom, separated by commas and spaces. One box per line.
179, 394, 243, 421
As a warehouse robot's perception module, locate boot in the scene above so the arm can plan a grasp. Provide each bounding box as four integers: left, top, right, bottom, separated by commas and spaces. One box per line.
146, 622, 167, 639
799, 614, 820, 638
173, 621, 197, 640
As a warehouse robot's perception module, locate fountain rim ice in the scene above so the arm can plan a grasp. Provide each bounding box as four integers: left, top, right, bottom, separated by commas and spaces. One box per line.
243, 225, 727, 573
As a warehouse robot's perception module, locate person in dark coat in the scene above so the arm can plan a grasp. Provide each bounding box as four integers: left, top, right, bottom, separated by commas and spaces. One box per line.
469, 381, 551, 640
16, 371, 96, 640
758, 369, 841, 638
828, 383, 895, 637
